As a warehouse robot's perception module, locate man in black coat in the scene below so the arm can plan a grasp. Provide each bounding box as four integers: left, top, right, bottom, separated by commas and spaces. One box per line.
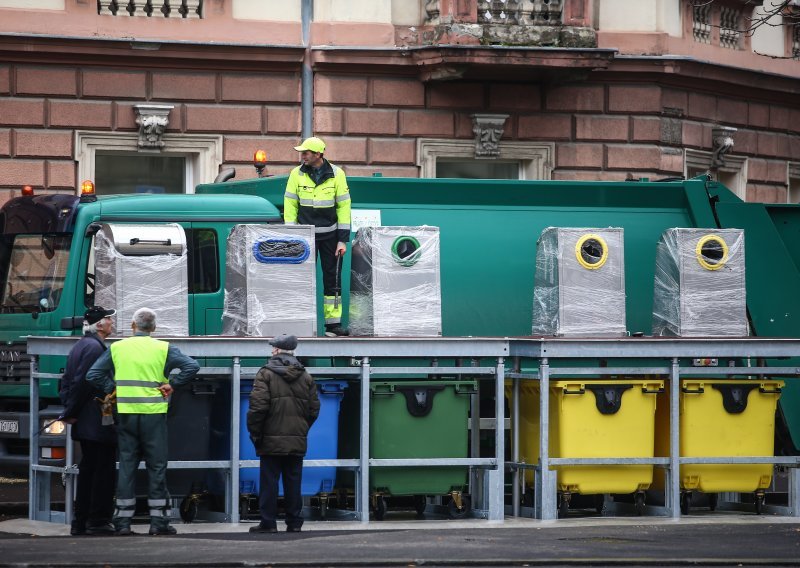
246, 334, 320, 533
59, 305, 117, 536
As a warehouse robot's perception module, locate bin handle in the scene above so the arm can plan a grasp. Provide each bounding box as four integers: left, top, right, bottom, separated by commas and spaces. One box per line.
682, 384, 705, 394
371, 384, 396, 396
642, 384, 665, 394
562, 385, 585, 395
455, 383, 478, 395
759, 384, 782, 395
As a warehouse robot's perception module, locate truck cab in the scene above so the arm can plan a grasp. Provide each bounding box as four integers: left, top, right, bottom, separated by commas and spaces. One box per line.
0, 187, 280, 469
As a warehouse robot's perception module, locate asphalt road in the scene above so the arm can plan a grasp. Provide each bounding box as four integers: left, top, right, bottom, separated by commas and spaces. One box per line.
1, 516, 799, 567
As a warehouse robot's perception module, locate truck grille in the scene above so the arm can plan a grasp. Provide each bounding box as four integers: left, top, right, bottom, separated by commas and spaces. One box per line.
0, 345, 31, 383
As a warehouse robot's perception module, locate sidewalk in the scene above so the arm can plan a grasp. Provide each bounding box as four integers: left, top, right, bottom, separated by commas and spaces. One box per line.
2, 514, 799, 567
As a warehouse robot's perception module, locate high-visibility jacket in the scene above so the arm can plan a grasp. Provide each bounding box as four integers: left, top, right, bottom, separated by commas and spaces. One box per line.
284, 159, 351, 243
111, 336, 170, 414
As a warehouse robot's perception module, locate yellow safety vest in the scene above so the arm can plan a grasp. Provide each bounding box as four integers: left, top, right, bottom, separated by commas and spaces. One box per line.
111, 336, 170, 414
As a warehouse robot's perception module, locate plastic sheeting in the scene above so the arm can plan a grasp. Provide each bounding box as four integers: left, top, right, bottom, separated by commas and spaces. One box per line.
350, 226, 442, 337
94, 223, 189, 337
222, 224, 317, 337
532, 227, 627, 337
652, 228, 747, 337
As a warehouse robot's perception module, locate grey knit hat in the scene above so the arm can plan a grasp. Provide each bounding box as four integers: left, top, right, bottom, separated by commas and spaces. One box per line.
269, 334, 298, 351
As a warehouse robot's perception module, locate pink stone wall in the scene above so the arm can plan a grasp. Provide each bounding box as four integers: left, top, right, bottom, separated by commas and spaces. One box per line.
1, 61, 798, 204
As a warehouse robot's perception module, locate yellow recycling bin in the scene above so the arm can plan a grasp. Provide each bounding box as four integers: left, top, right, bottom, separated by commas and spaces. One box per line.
653, 379, 783, 513
508, 379, 663, 510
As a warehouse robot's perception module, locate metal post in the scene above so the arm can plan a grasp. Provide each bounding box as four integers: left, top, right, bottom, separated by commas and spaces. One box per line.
488, 357, 505, 521
64, 425, 74, 525
539, 357, 556, 520
358, 357, 370, 523
28, 354, 39, 521
668, 357, 681, 518
469, 386, 481, 511
512, 372, 520, 517
230, 356, 241, 523
300, 0, 314, 139
790, 467, 800, 517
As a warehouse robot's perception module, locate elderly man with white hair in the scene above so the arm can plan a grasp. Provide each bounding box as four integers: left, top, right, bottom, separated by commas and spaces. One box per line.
87, 307, 199, 536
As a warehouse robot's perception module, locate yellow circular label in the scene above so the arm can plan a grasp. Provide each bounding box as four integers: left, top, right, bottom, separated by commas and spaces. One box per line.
695, 234, 729, 271
575, 234, 608, 270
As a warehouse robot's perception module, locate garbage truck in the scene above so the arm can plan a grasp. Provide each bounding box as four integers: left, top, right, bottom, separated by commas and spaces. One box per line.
2, 173, 799, 508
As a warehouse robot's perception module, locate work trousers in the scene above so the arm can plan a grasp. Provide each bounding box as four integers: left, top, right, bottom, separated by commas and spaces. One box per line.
317, 237, 343, 327
258, 454, 304, 530
114, 413, 171, 529
74, 440, 116, 527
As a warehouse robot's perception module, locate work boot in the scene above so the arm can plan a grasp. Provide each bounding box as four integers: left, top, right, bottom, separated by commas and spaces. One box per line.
114, 526, 134, 536
286, 526, 302, 533
70, 519, 86, 536
86, 522, 116, 536
324, 325, 349, 337
249, 523, 278, 534
148, 524, 177, 536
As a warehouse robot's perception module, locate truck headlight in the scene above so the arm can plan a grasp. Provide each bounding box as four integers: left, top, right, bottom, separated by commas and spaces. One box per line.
41, 419, 66, 435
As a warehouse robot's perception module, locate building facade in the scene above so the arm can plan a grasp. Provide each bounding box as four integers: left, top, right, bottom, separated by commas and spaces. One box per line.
0, 0, 798, 202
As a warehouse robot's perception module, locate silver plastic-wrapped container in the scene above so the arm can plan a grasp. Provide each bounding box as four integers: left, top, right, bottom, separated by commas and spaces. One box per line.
349, 226, 441, 337
222, 224, 317, 337
94, 223, 189, 337
532, 227, 626, 337
652, 228, 747, 337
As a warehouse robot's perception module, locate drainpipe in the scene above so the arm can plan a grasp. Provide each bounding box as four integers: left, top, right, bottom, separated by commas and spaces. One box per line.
301, 0, 313, 139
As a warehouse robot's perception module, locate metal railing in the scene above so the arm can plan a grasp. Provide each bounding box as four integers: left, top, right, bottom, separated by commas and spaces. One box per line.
27, 336, 800, 524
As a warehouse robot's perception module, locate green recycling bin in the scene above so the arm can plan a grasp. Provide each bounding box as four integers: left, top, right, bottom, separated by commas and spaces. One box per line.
370, 380, 476, 516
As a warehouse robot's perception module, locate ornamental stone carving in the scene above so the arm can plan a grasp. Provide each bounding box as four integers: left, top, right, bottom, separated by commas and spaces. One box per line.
472, 114, 509, 158
134, 104, 174, 150
711, 125, 737, 167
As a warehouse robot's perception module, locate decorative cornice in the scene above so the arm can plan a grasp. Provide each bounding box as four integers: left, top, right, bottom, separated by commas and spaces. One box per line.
471, 114, 509, 158
134, 104, 173, 150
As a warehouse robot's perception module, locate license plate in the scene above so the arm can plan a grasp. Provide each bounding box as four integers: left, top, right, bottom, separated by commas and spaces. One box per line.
0, 419, 19, 434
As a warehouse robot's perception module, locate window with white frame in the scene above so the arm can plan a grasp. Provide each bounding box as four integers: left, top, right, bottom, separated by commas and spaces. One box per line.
685, 148, 747, 200
75, 131, 223, 195
788, 163, 800, 203
417, 139, 553, 180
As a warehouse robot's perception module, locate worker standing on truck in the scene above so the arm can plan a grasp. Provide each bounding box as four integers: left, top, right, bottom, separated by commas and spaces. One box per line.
284, 136, 352, 337
60, 305, 118, 536
246, 334, 320, 533
86, 307, 199, 536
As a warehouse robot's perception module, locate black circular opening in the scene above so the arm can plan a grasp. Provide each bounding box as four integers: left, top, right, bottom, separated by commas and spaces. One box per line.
700, 240, 724, 265
258, 240, 306, 258
580, 238, 604, 265
395, 238, 419, 260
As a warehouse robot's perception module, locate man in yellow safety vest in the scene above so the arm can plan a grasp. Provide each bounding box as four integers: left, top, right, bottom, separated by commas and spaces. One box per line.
87, 307, 199, 536
284, 136, 352, 336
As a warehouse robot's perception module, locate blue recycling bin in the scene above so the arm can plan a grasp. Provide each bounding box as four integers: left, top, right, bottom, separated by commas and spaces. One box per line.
239, 380, 347, 496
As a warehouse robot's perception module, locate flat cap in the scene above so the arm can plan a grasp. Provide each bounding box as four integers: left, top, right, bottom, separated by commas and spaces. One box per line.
269, 334, 298, 351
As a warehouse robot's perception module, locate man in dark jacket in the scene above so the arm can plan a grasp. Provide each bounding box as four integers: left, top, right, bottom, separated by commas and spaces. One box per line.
59, 305, 117, 536
246, 334, 320, 533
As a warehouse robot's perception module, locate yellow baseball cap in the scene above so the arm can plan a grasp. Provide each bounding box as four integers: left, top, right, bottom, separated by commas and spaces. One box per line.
293, 136, 326, 153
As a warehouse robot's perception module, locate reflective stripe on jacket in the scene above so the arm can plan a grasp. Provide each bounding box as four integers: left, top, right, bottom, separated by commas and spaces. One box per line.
111, 336, 170, 414
284, 160, 352, 243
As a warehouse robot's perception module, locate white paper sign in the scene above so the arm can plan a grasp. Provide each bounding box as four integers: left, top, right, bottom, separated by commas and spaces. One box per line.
351, 209, 382, 236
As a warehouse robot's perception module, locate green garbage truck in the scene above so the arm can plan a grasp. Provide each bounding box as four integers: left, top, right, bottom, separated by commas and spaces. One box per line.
2, 173, 799, 493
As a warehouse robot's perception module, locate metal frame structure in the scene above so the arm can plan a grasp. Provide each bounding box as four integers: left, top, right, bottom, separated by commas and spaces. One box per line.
27, 336, 800, 524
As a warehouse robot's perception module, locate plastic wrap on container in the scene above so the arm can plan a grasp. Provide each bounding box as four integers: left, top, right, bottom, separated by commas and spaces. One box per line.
94, 223, 189, 337
349, 226, 441, 336
222, 224, 317, 337
532, 227, 627, 337
652, 228, 747, 336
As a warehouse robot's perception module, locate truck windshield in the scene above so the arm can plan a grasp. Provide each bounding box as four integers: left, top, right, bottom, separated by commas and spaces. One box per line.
0, 234, 71, 313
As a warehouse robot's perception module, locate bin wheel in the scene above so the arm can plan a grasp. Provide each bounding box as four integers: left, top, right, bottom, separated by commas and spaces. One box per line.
593, 494, 605, 515
447, 495, 471, 519
755, 493, 765, 515
180, 496, 199, 523
239, 497, 249, 519
319, 495, 329, 520
336, 488, 349, 508
558, 493, 570, 518
634, 492, 646, 516
680, 492, 691, 516
522, 488, 535, 508
413, 495, 427, 516
374, 496, 387, 521
708, 493, 718, 512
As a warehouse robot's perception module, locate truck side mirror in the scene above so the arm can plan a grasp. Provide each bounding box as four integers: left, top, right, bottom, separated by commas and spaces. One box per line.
60, 316, 84, 330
